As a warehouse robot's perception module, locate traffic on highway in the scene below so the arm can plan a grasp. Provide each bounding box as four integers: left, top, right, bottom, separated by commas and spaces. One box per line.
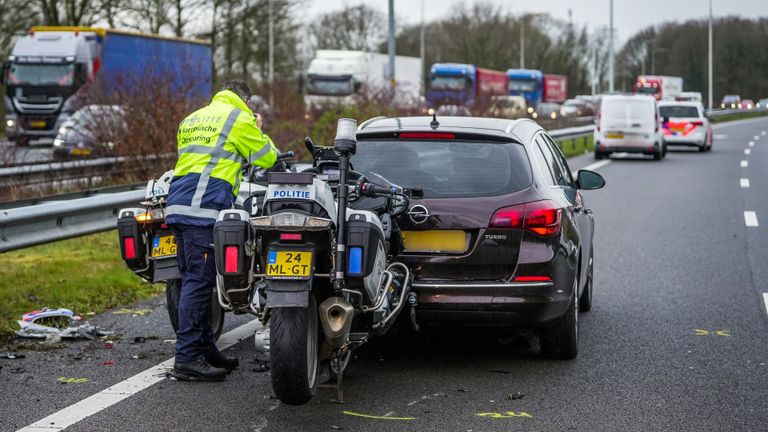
2, 1, 768, 432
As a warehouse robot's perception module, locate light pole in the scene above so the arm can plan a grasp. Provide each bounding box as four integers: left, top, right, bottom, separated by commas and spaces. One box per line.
608, 0, 614, 93
388, 0, 396, 91
520, 20, 525, 69
268, 0, 274, 106
708, 0, 713, 110
420, 0, 425, 96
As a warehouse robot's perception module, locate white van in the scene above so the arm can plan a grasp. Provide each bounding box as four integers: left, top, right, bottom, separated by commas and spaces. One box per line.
594, 95, 664, 161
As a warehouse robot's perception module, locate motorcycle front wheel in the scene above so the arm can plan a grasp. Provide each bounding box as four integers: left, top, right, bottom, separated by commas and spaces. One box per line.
165, 279, 225, 341
270, 295, 320, 405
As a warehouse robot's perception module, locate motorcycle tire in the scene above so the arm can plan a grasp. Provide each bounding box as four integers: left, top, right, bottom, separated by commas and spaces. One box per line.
165, 279, 225, 341
270, 295, 320, 406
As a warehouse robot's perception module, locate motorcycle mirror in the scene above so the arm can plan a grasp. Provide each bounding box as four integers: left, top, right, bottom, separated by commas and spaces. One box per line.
304, 136, 314, 155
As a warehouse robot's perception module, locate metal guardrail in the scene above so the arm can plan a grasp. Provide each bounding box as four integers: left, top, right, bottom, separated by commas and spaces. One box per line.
549, 125, 594, 140
0, 157, 125, 188
0, 189, 145, 253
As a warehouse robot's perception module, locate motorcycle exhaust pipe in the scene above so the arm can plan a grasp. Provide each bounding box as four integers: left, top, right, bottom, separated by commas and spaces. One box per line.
318, 297, 354, 349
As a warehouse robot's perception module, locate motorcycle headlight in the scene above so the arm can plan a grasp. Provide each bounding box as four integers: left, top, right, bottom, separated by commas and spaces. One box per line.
135, 209, 166, 223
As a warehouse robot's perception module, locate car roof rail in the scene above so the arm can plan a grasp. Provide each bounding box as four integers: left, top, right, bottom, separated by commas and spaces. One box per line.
504, 118, 536, 135
358, 116, 388, 130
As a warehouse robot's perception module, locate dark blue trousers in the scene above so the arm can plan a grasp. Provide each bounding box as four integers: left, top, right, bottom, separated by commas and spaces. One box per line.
170, 224, 221, 363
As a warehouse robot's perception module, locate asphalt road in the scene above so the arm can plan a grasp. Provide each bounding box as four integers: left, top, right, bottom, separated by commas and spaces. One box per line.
3, 118, 768, 431
0, 140, 53, 165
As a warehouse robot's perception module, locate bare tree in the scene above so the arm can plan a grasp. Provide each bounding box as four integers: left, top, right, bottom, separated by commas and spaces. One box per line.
123, 0, 169, 34
36, 0, 96, 25
309, 4, 385, 51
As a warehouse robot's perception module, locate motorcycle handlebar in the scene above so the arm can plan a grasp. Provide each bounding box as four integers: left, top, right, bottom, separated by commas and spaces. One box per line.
361, 183, 400, 198
276, 151, 295, 162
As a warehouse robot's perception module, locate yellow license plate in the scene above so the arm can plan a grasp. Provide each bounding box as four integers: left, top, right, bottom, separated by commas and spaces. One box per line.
30, 120, 46, 128
71, 148, 92, 156
606, 132, 624, 139
151, 235, 177, 258
401, 230, 467, 254
266, 251, 313, 279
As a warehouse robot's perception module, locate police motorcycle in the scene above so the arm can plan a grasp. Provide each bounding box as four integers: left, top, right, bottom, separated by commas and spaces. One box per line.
115, 152, 295, 340
213, 118, 419, 405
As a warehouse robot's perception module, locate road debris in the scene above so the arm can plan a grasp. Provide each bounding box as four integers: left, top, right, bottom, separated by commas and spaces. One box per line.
15, 308, 112, 340
0, 352, 26, 359
508, 392, 525, 400
112, 308, 152, 316
103, 361, 116, 366
58, 377, 89, 384
104, 340, 115, 349
134, 336, 147, 343
490, 369, 510, 374
330, 426, 343, 430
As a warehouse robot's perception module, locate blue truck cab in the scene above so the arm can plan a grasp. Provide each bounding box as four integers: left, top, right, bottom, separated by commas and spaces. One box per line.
506, 69, 543, 109
426, 63, 477, 109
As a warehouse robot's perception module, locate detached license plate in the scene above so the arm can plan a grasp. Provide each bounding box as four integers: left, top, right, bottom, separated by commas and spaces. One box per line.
151, 235, 177, 258
30, 120, 46, 129
266, 250, 313, 279
401, 230, 467, 254
606, 132, 624, 139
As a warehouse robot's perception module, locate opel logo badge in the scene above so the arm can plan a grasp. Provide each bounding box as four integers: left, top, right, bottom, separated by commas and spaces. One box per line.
408, 205, 430, 224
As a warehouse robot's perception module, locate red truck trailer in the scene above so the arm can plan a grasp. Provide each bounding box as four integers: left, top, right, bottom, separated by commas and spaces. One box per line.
543, 74, 568, 103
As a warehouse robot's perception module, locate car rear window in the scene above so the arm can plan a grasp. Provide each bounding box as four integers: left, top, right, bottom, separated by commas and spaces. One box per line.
659, 105, 699, 118
602, 99, 655, 120
353, 140, 532, 198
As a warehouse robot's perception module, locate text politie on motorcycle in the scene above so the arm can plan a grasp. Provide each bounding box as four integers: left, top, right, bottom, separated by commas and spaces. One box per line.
165, 80, 279, 381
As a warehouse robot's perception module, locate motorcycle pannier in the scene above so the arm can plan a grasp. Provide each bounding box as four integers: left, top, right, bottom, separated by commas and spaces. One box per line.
345, 216, 385, 278
117, 208, 148, 272
214, 210, 251, 293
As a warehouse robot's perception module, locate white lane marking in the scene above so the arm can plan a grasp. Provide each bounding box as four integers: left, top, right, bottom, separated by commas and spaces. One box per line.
740, 178, 750, 188
581, 159, 611, 171
755, 135, 760, 140
745, 148, 752, 155
763, 131, 766, 136
714, 134, 728, 139
763, 293, 768, 317
741, 160, 749, 168
18, 320, 261, 432
749, 141, 755, 147
713, 117, 768, 129
744, 211, 759, 227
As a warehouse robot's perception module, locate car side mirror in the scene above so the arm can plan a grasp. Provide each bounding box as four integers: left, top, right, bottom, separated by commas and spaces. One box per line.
576, 169, 605, 190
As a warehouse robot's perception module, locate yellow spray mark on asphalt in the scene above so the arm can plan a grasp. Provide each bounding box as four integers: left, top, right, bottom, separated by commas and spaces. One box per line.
112, 308, 153, 316
341, 411, 416, 421
58, 377, 89, 383
477, 411, 533, 419
694, 329, 731, 336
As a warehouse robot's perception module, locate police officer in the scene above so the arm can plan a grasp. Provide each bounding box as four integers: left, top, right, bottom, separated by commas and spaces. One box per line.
166, 80, 278, 381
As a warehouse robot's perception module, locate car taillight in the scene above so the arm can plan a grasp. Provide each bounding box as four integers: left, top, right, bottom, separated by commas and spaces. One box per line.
490, 200, 561, 236
489, 204, 524, 228
655, 112, 659, 132
123, 237, 136, 259
399, 132, 456, 139
596, 111, 601, 132
224, 246, 239, 273
691, 121, 704, 126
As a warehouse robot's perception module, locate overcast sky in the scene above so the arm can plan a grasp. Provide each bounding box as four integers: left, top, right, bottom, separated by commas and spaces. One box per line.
305, 0, 768, 42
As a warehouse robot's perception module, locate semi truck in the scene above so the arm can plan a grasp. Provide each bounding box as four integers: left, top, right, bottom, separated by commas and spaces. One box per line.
304, 50, 422, 109
425, 63, 507, 112
633, 75, 683, 101
506, 69, 568, 109
2, 26, 212, 146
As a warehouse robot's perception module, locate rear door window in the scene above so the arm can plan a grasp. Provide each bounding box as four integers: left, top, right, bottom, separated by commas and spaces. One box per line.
659, 105, 700, 118
543, 135, 574, 186
353, 140, 532, 198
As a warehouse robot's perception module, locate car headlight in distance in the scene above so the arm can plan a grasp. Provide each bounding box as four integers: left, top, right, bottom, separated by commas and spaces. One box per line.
527, 107, 534, 114
550, 111, 557, 119
5, 119, 14, 128
721, 103, 725, 109
53, 138, 64, 147
58, 126, 69, 135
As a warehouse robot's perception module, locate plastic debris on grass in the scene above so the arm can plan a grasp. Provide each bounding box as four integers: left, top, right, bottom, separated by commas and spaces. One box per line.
15, 308, 112, 340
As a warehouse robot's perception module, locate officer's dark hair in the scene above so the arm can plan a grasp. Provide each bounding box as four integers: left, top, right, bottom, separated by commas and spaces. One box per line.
223, 79, 251, 102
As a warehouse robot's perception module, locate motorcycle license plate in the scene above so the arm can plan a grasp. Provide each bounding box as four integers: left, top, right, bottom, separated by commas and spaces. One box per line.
151, 235, 177, 258
265, 250, 313, 279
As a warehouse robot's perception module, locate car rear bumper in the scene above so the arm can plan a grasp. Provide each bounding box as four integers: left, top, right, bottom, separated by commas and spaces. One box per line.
663, 133, 706, 146
411, 280, 572, 326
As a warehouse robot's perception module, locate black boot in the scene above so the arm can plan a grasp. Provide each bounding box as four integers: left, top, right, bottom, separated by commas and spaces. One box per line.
173, 356, 227, 382
204, 351, 239, 372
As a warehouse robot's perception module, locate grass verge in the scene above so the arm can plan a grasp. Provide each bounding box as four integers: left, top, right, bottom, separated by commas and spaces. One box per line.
556, 134, 595, 159
709, 110, 768, 123
0, 231, 163, 345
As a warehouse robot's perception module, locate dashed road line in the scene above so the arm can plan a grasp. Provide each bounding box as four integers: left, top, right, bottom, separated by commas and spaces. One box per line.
744, 211, 759, 227
740, 178, 750, 188
762, 131, 766, 136
745, 149, 752, 155
749, 141, 755, 147
581, 159, 611, 171
754, 135, 760, 140
17, 320, 261, 432
741, 160, 749, 168
763, 293, 768, 317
